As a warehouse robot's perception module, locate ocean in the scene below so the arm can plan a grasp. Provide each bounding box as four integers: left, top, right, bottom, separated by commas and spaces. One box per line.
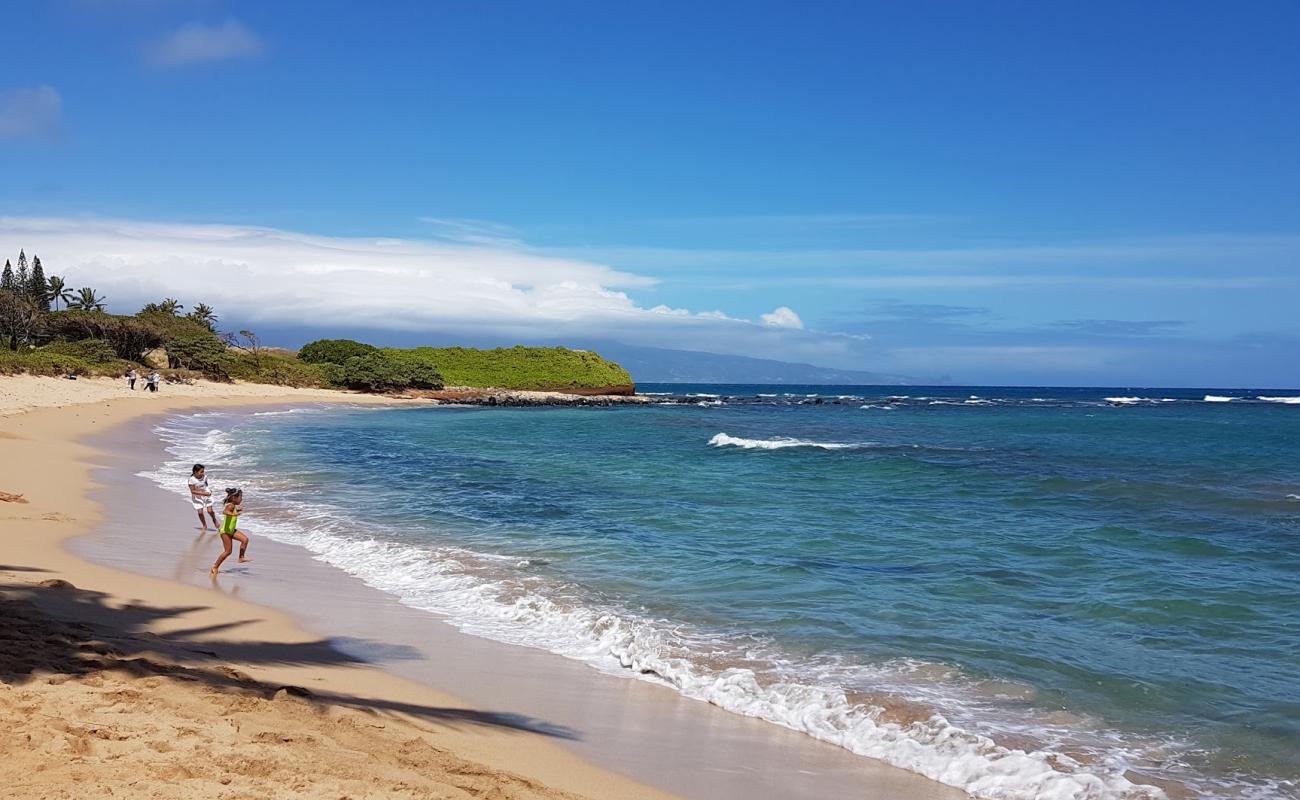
142, 385, 1300, 799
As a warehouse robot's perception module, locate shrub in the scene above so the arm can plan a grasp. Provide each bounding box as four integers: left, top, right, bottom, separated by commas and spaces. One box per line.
340, 352, 416, 392
166, 334, 232, 376
42, 338, 118, 364
317, 362, 345, 387
380, 346, 630, 390
403, 359, 444, 389
298, 338, 377, 365
135, 310, 217, 341
226, 350, 331, 388
0, 349, 143, 378
44, 311, 166, 361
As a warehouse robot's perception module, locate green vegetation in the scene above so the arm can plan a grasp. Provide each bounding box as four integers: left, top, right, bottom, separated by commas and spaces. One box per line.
335, 351, 442, 392
225, 349, 332, 388
42, 338, 119, 363
0, 250, 633, 394
384, 345, 632, 390
43, 311, 166, 361
298, 338, 377, 365
0, 349, 138, 378
165, 333, 232, 374
297, 339, 629, 391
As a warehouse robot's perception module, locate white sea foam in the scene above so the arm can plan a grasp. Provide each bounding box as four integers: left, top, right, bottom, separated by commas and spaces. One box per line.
135, 410, 1189, 800
1203, 395, 1238, 403
1104, 397, 1185, 405
708, 433, 858, 450
1258, 396, 1300, 405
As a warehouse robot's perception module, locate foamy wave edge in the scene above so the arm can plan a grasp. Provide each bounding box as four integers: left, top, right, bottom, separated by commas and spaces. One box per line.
140, 412, 1166, 800
709, 433, 859, 450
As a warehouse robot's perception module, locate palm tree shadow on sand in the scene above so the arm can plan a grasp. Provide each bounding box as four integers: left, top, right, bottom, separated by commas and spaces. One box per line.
0, 578, 577, 741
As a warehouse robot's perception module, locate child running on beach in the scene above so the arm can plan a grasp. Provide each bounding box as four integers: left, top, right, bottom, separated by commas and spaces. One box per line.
188, 463, 220, 531
211, 488, 251, 576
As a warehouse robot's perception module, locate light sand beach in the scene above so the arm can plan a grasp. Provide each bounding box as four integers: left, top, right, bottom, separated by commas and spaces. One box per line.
0, 377, 673, 800
0, 374, 407, 417
0, 375, 965, 800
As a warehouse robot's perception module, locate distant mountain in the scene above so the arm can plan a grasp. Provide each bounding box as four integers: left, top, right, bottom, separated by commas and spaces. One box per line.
579, 342, 933, 385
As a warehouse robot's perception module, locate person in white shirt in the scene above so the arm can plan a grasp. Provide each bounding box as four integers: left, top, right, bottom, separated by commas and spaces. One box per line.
188, 463, 220, 531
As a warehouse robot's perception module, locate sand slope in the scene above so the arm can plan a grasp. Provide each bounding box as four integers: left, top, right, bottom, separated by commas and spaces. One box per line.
0, 579, 581, 800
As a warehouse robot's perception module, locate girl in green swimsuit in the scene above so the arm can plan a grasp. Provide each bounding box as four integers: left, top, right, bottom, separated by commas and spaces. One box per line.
211, 488, 251, 576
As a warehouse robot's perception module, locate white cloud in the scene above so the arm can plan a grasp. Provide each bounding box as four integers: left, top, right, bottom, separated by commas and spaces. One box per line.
760, 306, 804, 329
0, 85, 62, 142
148, 20, 265, 67
0, 216, 873, 368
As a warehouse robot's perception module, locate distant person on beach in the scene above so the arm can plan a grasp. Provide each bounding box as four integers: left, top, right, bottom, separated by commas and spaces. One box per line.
188, 464, 220, 531
211, 487, 251, 576
146, 370, 160, 392
126, 369, 138, 390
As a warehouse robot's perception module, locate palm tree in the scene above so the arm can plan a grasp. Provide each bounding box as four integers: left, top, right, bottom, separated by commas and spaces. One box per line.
67, 287, 108, 312
159, 298, 184, 315
188, 302, 218, 330
47, 275, 68, 311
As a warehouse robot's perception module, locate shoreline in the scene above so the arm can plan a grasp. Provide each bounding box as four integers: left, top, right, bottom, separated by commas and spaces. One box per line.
0, 379, 675, 799
1, 376, 964, 799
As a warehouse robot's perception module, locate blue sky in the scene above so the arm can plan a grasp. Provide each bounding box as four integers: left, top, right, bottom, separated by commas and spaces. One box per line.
1, 0, 1297, 386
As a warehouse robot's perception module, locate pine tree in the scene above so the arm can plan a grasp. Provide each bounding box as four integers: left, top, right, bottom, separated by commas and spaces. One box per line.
1, 260, 13, 292
28, 256, 49, 310
15, 250, 28, 288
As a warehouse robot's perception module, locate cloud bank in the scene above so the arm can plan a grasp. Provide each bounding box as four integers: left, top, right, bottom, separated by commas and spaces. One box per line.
760, 306, 804, 329
0, 85, 62, 142
147, 20, 265, 67
0, 216, 862, 368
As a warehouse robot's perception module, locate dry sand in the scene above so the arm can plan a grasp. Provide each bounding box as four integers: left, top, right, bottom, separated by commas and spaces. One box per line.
0, 374, 404, 417
0, 376, 672, 800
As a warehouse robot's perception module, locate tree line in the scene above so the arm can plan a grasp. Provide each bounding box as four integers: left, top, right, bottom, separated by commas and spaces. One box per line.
0, 249, 224, 351
0, 249, 112, 312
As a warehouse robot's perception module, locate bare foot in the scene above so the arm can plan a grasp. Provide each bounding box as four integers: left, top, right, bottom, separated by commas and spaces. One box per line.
239, 557, 252, 563
210, 566, 219, 577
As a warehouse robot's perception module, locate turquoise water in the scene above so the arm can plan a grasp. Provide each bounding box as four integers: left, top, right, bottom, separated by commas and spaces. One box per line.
148, 387, 1300, 799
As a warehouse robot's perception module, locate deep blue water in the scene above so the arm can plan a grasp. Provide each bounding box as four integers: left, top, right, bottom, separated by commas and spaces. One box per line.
149, 385, 1300, 799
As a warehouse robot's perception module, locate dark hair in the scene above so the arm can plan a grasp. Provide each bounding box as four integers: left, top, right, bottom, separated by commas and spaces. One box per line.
224, 487, 243, 500
192, 464, 204, 474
